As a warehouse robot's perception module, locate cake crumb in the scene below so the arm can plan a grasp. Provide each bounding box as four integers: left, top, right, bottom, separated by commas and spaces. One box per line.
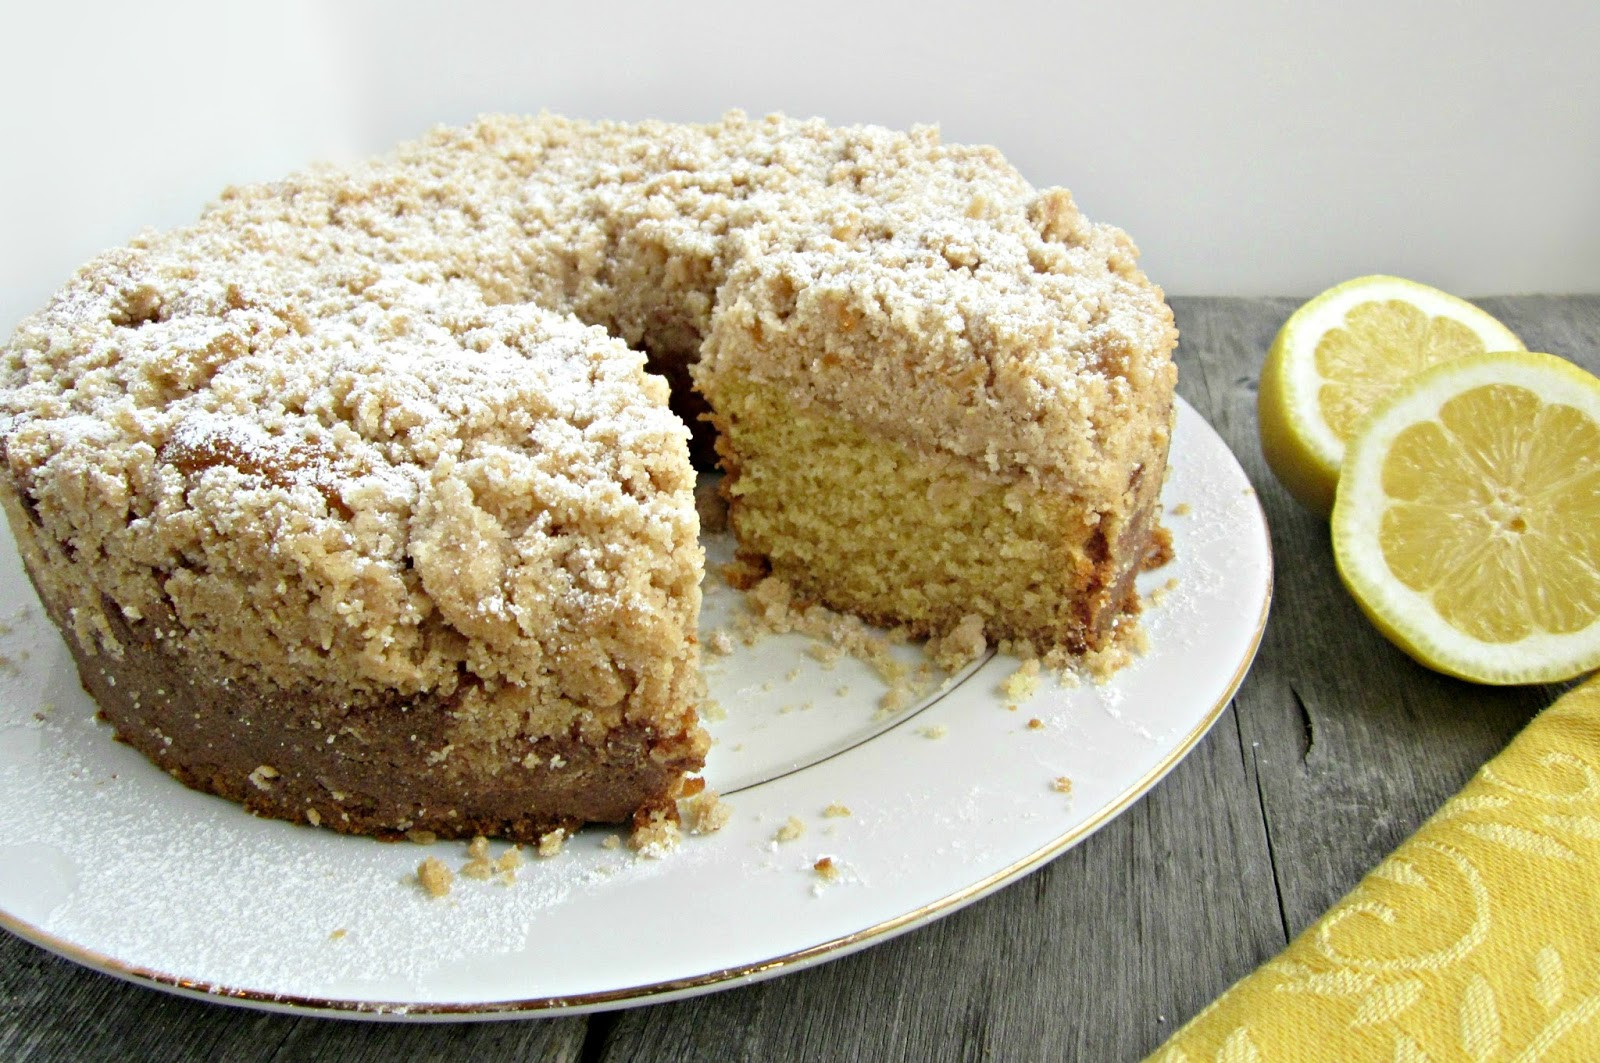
459, 834, 498, 879
1027, 718, 1046, 731
496, 847, 524, 874
809, 642, 844, 667
721, 555, 768, 591
601, 834, 622, 850
416, 857, 454, 898
1001, 659, 1042, 702
460, 860, 493, 881
630, 806, 682, 857
305, 808, 322, 827
1052, 776, 1074, 793
695, 479, 730, 533
1076, 619, 1150, 680
835, 685, 850, 697
329, 928, 347, 941
785, 666, 802, 682
775, 816, 807, 842
682, 789, 733, 835
878, 685, 913, 715
247, 765, 279, 790
813, 856, 841, 881
699, 697, 727, 722
706, 629, 736, 656
823, 803, 852, 818
1170, 502, 1192, 517
918, 724, 948, 739
537, 828, 567, 858
927, 613, 987, 672
406, 829, 438, 846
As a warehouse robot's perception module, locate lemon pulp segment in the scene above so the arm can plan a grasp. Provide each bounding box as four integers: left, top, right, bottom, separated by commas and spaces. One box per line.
1376, 383, 1600, 644
1316, 299, 1488, 441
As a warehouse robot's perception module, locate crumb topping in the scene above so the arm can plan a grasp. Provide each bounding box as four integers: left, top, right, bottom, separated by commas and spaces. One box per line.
3, 111, 1169, 708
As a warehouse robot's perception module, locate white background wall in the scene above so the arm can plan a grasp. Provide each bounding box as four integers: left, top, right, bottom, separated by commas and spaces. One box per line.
4, 0, 1597, 338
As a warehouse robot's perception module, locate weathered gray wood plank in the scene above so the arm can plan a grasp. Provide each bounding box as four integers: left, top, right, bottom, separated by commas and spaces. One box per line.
1220, 294, 1600, 937
0, 939, 588, 1062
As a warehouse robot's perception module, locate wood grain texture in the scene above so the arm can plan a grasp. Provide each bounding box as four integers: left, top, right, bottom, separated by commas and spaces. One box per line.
1, 296, 1595, 1062
0, 940, 587, 1062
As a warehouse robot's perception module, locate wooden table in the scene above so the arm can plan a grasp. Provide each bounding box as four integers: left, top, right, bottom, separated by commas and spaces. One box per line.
2, 295, 1594, 1062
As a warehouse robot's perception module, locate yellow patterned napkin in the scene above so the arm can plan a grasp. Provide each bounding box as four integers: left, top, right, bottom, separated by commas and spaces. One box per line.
1150, 673, 1600, 1062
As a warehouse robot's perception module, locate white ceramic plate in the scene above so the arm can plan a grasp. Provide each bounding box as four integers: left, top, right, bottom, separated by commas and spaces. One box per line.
0, 397, 1270, 1019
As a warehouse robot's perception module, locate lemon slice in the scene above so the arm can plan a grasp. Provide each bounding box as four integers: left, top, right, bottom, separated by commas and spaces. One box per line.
1260, 275, 1525, 515
1332, 351, 1600, 684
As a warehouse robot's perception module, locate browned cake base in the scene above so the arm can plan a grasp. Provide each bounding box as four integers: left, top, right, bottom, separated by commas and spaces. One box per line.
36, 580, 701, 844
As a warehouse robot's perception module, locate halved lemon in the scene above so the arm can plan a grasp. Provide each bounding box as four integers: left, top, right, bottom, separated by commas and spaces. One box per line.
1332, 351, 1600, 684
1260, 275, 1525, 515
